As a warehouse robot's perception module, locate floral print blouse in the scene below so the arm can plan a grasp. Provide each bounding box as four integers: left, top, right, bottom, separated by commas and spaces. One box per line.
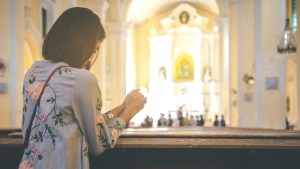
19, 60, 126, 169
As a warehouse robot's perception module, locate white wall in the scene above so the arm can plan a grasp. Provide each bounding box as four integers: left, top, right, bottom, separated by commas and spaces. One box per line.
233, 0, 286, 129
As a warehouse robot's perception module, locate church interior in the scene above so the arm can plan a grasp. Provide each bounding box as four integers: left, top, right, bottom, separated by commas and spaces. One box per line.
1, 0, 300, 130
1, 0, 300, 168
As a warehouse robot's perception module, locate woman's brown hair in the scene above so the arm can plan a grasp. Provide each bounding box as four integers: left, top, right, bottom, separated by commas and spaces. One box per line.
42, 7, 105, 68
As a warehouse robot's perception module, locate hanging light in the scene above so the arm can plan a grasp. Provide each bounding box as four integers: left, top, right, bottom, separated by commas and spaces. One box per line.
277, 19, 297, 54
202, 36, 214, 83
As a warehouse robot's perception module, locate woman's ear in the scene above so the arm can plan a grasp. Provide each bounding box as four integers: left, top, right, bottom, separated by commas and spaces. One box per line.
84, 41, 100, 70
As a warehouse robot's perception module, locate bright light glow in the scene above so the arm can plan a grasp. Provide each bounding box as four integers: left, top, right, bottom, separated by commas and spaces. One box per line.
126, 29, 136, 94
150, 28, 157, 35
127, 16, 222, 127
203, 67, 211, 82
213, 25, 219, 33
139, 87, 148, 96
210, 81, 219, 114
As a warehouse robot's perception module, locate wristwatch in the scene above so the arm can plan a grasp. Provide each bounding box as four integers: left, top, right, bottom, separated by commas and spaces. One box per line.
106, 111, 114, 119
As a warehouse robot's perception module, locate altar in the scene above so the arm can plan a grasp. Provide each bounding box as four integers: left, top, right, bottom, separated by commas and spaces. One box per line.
129, 3, 222, 128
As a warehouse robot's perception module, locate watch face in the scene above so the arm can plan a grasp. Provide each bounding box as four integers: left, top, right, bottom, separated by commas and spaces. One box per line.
108, 112, 114, 119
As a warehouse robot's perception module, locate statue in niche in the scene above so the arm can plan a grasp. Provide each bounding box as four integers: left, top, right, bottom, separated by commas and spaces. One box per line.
179, 11, 189, 24
158, 66, 167, 80
174, 54, 194, 82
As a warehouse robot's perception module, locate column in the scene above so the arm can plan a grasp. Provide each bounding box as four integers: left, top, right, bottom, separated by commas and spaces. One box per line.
259, 0, 286, 129
236, 0, 258, 128
216, 0, 232, 126
217, 17, 230, 126
0, 0, 25, 128
105, 0, 132, 109
105, 21, 131, 108
255, 0, 263, 128
229, 0, 239, 127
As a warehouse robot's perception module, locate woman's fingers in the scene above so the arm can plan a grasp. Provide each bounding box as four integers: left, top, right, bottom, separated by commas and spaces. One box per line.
131, 89, 140, 94
123, 88, 147, 115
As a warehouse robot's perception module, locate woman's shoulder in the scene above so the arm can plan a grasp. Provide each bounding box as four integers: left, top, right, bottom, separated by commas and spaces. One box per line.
71, 69, 100, 99
71, 68, 98, 88
72, 68, 97, 82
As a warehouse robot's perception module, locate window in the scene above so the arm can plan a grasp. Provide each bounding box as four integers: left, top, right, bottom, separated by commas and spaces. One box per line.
42, 8, 47, 37
41, 0, 56, 38
291, 0, 297, 32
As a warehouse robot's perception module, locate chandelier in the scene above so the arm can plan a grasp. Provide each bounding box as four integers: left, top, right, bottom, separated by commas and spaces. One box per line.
277, 19, 297, 54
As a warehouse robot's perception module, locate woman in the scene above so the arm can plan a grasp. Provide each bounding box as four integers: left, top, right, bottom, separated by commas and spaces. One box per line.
19, 7, 146, 169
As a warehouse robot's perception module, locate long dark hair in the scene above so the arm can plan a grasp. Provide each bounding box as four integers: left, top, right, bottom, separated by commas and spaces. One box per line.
42, 7, 105, 68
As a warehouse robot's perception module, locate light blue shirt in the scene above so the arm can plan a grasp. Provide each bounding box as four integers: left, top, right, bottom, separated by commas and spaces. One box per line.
19, 60, 126, 169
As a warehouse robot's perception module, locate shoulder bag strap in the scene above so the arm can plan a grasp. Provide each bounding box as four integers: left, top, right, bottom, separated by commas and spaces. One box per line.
23, 65, 68, 149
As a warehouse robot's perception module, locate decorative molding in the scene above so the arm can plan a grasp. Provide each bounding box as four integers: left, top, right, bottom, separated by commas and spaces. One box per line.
160, 3, 209, 34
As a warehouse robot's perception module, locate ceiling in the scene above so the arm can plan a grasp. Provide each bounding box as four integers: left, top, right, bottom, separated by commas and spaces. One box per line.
128, 0, 219, 23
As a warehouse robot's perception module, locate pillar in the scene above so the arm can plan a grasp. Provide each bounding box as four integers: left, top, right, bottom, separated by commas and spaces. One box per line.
0, 0, 25, 128
105, 21, 131, 108
105, 0, 132, 109
259, 0, 286, 129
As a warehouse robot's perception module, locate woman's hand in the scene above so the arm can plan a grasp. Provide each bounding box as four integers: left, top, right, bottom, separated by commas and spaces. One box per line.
120, 89, 147, 122
122, 89, 140, 105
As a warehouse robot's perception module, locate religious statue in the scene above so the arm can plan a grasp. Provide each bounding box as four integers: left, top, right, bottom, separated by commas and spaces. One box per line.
159, 66, 167, 80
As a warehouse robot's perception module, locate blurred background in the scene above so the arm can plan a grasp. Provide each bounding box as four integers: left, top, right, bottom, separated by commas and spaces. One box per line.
0, 0, 299, 130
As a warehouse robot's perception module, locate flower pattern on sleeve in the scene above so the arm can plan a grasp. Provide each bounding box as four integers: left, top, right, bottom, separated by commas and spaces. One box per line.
95, 97, 124, 147
111, 129, 121, 140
